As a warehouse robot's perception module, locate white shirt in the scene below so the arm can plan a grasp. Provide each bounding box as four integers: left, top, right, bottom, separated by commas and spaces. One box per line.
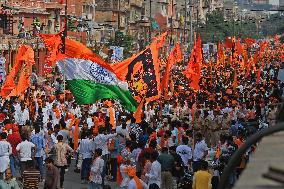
16, 140, 35, 161
193, 140, 209, 161
176, 145, 193, 166
128, 178, 148, 189
120, 164, 130, 187
0, 140, 12, 173
13, 103, 21, 112
79, 138, 93, 159
15, 109, 29, 125
116, 125, 130, 139
146, 160, 161, 187
144, 109, 155, 122
90, 156, 104, 184
93, 133, 117, 156
70, 107, 82, 118
87, 117, 94, 129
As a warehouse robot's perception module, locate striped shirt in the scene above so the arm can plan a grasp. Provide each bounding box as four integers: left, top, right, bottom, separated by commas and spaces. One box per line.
22, 170, 40, 189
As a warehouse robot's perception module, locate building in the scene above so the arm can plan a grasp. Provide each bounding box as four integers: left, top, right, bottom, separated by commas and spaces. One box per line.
223, 0, 239, 20
251, 0, 269, 4
280, 0, 284, 6
94, 0, 146, 43
0, 0, 91, 76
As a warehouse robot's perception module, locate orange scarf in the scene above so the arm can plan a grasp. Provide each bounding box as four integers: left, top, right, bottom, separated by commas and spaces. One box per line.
127, 167, 142, 189
53, 107, 60, 119
108, 107, 115, 129
116, 155, 123, 185
73, 119, 80, 150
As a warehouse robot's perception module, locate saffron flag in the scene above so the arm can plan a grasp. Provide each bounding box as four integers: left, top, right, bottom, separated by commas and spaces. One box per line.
259, 41, 269, 58
217, 42, 225, 66
244, 38, 256, 47
235, 39, 244, 55
1, 45, 35, 98
40, 33, 112, 71
161, 43, 183, 100
133, 97, 145, 123
232, 69, 238, 89
224, 37, 233, 49
111, 33, 166, 103
184, 35, 202, 90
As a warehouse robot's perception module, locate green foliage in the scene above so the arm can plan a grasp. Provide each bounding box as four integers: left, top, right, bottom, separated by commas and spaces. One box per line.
67, 19, 77, 31
197, 10, 261, 43
107, 31, 134, 58
260, 13, 284, 36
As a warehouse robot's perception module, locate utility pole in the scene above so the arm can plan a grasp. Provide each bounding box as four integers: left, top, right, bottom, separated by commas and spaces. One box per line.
170, 0, 174, 46
118, 0, 121, 30
189, 1, 193, 50
149, 0, 152, 42
62, 0, 68, 54
62, 0, 68, 100
183, 0, 187, 45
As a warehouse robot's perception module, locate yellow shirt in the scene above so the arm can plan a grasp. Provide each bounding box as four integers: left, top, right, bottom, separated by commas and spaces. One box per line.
192, 170, 212, 189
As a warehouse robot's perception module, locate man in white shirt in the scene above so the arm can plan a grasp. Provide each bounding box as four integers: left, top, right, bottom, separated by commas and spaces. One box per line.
0, 133, 12, 178
193, 132, 209, 172
79, 132, 93, 183
93, 127, 117, 156
145, 151, 161, 187
176, 137, 192, 168
14, 104, 29, 126
16, 134, 36, 174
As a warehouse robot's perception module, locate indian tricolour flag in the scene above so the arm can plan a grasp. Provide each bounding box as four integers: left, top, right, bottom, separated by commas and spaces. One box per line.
57, 58, 138, 112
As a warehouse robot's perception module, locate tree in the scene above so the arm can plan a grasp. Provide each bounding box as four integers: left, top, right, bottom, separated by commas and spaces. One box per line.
197, 10, 261, 43
107, 31, 134, 59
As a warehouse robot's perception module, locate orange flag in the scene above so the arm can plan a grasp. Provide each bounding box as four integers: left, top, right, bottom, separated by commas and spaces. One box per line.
161, 43, 183, 99
73, 118, 80, 151
256, 68, 261, 85
111, 33, 166, 104
1, 45, 35, 98
106, 100, 116, 129
184, 35, 202, 90
133, 98, 145, 123
224, 37, 233, 49
40, 33, 112, 70
232, 69, 238, 89
259, 41, 269, 58
235, 39, 244, 55
217, 42, 225, 66
244, 38, 256, 47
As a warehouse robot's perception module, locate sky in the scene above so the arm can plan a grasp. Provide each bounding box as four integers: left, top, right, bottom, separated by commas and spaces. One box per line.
269, 0, 279, 5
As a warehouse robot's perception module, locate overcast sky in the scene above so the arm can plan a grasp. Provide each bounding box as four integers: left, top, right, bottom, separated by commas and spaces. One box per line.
269, 0, 279, 5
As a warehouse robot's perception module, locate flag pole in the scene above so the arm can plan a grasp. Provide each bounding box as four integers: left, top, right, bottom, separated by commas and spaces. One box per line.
63, 0, 68, 102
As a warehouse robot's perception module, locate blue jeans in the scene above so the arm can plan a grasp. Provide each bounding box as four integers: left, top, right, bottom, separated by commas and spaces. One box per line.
10, 155, 19, 177
81, 158, 92, 180
35, 157, 44, 178
89, 182, 102, 189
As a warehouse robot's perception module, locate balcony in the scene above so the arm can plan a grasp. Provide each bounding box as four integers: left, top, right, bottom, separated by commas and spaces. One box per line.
82, 13, 93, 20
130, 0, 143, 8
45, 2, 64, 9
157, 0, 168, 4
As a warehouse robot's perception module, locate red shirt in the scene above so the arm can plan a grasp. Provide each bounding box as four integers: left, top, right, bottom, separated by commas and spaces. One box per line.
7, 132, 22, 156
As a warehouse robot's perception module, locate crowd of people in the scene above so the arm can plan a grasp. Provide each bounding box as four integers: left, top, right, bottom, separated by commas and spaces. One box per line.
0, 37, 283, 189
